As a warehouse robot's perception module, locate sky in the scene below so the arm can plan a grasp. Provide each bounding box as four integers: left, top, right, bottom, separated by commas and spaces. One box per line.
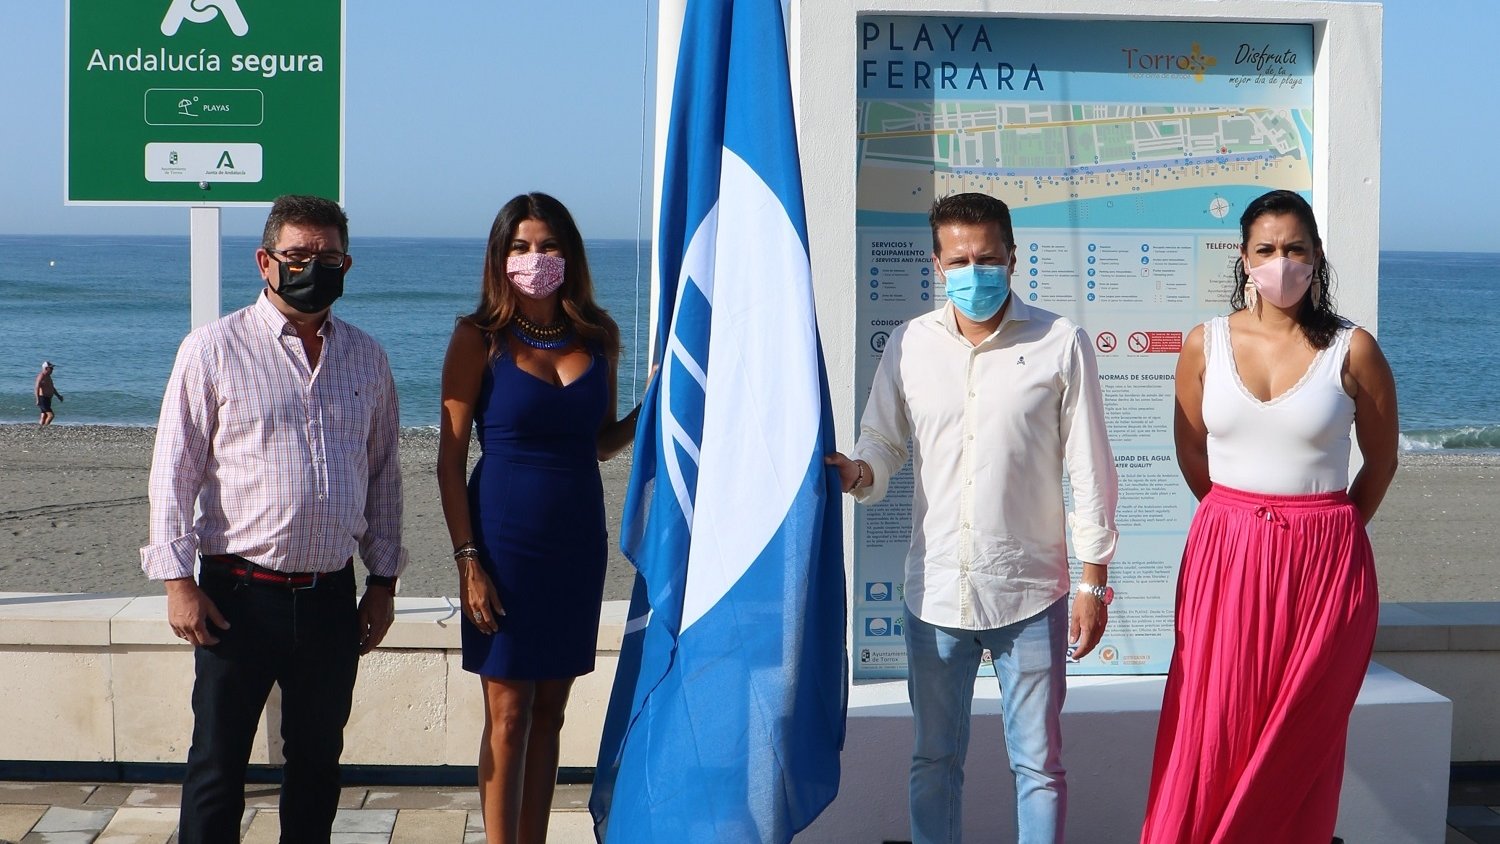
0, 0, 1495, 251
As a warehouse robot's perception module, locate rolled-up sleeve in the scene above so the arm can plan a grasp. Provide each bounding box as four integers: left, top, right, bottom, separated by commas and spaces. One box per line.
1060, 326, 1119, 564
141, 332, 217, 580
850, 330, 911, 504
359, 355, 408, 578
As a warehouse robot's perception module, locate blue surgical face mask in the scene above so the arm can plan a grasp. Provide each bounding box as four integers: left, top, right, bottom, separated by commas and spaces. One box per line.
941, 263, 1010, 321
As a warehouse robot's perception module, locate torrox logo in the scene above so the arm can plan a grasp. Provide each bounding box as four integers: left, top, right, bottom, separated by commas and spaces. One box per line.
161, 0, 250, 37
1120, 43, 1218, 82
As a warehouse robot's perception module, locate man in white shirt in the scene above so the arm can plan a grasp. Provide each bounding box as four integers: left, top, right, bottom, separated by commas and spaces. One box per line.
828, 192, 1118, 844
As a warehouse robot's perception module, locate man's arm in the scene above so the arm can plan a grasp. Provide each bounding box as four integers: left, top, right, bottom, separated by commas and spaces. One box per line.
358, 357, 407, 579
356, 356, 407, 654
142, 335, 216, 579
840, 330, 912, 504
141, 333, 227, 646
1059, 326, 1120, 659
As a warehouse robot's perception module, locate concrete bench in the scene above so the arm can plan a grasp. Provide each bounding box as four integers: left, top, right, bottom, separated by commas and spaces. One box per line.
801, 662, 1450, 842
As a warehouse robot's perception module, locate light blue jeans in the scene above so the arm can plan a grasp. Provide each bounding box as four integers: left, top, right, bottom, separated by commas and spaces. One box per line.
903, 598, 1068, 844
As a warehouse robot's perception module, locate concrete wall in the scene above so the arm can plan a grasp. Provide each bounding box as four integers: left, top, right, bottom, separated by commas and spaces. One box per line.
0, 594, 1487, 767
1373, 602, 1500, 764
0, 593, 1472, 840
0, 592, 625, 770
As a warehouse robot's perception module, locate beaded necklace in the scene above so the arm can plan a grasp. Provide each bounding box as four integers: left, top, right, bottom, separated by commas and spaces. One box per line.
511, 313, 574, 350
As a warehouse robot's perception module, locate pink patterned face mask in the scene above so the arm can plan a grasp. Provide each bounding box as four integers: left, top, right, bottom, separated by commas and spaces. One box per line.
506, 253, 566, 299
1247, 256, 1314, 309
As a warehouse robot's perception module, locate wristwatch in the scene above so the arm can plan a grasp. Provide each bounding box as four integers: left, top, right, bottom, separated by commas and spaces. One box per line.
1076, 582, 1113, 606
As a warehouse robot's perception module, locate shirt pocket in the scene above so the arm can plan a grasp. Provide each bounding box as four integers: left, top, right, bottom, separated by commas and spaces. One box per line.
216, 383, 305, 445
324, 383, 376, 452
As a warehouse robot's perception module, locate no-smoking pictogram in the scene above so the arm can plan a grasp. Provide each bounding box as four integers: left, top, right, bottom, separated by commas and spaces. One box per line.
1096, 331, 1117, 354
1128, 332, 1150, 353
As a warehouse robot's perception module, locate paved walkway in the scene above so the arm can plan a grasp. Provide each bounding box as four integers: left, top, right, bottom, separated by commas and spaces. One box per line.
1, 776, 1496, 842
0, 781, 595, 843
1449, 775, 1500, 844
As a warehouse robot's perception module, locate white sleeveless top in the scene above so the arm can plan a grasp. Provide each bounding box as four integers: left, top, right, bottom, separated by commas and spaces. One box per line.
1201, 315, 1356, 495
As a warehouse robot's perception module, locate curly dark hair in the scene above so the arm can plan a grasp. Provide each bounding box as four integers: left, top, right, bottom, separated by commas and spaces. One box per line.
1230, 189, 1342, 349
465, 192, 620, 362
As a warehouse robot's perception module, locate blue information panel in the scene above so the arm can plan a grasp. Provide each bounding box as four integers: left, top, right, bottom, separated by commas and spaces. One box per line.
852, 16, 1314, 679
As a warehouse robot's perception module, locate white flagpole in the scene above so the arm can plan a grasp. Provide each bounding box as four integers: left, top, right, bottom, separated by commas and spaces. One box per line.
649, 0, 688, 364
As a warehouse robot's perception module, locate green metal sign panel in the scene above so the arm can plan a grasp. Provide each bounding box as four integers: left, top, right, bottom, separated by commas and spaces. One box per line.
66, 0, 343, 205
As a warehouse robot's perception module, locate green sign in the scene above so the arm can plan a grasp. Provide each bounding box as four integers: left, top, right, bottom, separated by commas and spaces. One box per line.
66, 0, 343, 204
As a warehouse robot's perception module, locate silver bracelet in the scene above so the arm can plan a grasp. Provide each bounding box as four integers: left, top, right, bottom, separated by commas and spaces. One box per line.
853, 460, 865, 491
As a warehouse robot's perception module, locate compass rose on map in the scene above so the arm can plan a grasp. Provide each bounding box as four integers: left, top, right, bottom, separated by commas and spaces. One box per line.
1209, 196, 1231, 219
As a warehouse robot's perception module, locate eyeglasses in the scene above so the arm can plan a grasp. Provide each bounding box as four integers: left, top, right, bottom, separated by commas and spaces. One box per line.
267, 249, 349, 269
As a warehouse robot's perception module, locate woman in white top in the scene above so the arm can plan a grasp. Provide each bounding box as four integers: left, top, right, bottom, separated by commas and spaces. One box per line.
1141, 190, 1399, 844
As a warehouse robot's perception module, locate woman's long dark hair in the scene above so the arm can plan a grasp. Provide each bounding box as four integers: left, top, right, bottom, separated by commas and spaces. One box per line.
465, 192, 620, 361
1230, 189, 1342, 349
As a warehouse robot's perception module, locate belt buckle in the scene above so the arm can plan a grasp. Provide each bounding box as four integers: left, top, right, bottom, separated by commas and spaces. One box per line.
290, 570, 321, 591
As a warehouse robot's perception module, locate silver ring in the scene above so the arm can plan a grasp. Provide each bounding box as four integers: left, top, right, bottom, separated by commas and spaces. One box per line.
473, 614, 484, 623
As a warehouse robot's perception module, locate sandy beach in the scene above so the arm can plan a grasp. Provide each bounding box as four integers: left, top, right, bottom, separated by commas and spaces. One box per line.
0, 424, 637, 601
1, 424, 1496, 604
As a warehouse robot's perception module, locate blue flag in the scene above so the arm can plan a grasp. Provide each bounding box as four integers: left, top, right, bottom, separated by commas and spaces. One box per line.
589, 0, 847, 841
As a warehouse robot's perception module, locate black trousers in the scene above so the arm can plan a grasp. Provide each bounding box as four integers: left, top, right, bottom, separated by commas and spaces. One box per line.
177, 562, 359, 844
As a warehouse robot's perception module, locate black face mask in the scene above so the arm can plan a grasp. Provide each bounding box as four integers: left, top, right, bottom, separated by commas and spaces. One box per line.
272, 259, 346, 314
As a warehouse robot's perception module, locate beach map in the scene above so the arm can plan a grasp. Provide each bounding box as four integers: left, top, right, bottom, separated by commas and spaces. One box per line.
858, 102, 1310, 219
852, 16, 1314, 679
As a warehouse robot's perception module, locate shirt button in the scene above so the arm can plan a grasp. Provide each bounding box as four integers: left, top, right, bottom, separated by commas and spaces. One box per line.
962, 521, 970, 529
317, 494, 326, 501
969, 391, 976, 398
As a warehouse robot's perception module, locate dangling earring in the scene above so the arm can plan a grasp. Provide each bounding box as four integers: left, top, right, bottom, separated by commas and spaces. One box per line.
1243, 281, 1258, 311
1311, 279, 1322, 309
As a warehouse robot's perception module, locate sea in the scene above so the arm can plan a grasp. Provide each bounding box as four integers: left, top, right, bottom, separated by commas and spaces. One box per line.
0, 235, 655, 427
1, 236, 1497, 453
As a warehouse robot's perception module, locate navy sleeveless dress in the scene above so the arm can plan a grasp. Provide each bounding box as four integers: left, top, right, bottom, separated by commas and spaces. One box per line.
461, 345, 609, 679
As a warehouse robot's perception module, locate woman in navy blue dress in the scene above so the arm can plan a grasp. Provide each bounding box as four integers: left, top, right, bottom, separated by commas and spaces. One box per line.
437, 193, 638, 844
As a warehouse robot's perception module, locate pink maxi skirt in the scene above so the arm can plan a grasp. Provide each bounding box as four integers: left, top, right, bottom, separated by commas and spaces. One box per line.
1140, 484, 1378, 844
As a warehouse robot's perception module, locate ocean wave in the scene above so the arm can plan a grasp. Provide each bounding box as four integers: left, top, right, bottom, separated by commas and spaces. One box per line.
1400, 425, 1500, 452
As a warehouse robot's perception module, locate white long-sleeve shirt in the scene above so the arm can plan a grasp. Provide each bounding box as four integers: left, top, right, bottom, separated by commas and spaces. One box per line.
852, 300, 1118, 630
141, 292, 408, 580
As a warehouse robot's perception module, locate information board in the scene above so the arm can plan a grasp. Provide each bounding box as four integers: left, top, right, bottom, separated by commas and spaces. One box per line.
852, 16, 1314, 679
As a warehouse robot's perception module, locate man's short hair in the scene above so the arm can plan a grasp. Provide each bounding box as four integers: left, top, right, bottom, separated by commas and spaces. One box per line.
929, 192, 1015, 254
261, 195, 350, 251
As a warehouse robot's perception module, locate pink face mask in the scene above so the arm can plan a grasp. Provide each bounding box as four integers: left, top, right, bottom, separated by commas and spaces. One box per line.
506, 253, 566, 299
1247, 256, 1315, 308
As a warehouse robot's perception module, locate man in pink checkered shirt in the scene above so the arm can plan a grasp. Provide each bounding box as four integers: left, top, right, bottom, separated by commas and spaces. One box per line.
141, 194, 408, 844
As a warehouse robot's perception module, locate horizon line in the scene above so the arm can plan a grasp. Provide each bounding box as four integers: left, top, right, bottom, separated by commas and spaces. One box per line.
0, 232, 1495, 256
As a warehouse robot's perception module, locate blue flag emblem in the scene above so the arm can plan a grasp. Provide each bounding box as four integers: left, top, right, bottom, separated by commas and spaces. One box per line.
589, 0, 847, 841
